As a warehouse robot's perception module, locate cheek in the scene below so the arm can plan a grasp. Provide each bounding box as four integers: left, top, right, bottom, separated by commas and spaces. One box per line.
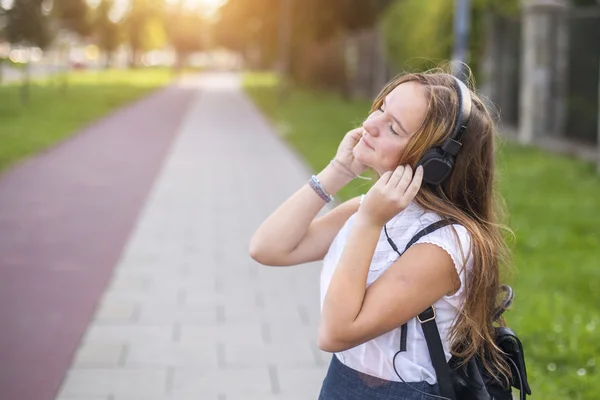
379, 140, 406, 168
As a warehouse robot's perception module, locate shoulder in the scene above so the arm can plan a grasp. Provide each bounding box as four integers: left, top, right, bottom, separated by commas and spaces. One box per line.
414, 222, 471, 271
390, 202, 473, 274
407, 207, 473, 299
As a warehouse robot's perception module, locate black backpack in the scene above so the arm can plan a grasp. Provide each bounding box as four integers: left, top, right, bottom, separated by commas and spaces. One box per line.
384, 220, 532, 400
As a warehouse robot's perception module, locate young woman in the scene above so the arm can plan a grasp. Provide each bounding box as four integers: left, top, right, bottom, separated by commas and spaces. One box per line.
249, 70, 511, 399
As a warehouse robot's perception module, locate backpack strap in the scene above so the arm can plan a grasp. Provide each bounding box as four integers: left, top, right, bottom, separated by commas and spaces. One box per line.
384, 219, 455, 353
402, 219, 456, 253
385, 218, 458, 399
418, 307, 457, 400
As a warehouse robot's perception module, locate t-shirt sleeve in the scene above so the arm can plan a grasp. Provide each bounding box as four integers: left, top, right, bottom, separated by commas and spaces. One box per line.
414, 223, 472, 298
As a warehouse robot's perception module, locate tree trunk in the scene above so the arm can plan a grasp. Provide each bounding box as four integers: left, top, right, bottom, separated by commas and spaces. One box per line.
20, 62, 30, 106
104, 51, 113, 69
129, 47, 140, 68
173, 50, 184, 76
60, 44, 70, 94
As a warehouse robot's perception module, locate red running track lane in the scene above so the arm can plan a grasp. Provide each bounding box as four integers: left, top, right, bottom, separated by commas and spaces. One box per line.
0, 84, 196, 400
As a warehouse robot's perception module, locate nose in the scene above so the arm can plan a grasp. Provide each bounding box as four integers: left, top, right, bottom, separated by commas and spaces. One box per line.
362, 113, 381, 137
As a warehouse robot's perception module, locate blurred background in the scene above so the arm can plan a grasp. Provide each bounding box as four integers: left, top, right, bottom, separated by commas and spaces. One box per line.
2, 0, 600, 165
1, 0, 600, 399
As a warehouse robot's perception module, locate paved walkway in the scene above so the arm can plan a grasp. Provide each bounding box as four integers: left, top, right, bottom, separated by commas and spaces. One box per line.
52, 73, 330, 399
0, 79, 196, 400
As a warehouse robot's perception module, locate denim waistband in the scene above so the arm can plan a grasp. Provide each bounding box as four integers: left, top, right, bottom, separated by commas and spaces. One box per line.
318, 354, 440, 400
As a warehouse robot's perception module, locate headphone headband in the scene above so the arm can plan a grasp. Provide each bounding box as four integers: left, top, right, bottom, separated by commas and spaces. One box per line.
416, 74, 474, 185
446, 75, 472, 146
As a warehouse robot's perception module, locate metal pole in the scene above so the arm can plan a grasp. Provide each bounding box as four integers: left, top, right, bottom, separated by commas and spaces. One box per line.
452, 0, 471, 82
278, 0, 292, 102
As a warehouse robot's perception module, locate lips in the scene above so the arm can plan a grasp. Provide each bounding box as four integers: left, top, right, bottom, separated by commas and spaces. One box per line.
361, 136, 375, 150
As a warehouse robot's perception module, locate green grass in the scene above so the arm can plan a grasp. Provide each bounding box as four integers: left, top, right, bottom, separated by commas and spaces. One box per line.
0, 68, 174, 172
243, 72, 600, 400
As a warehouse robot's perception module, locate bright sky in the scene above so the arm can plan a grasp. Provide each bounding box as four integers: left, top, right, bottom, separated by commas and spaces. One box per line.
105, 0, 228, 20
0, 0, 227, 19
175, 0, 227, 14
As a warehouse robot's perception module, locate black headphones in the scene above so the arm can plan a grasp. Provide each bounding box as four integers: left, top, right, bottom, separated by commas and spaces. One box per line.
416, 75, 472, 185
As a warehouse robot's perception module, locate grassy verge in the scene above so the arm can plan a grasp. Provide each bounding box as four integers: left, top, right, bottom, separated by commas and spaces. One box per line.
243, 72, 600, 400
0, 68, 174, 172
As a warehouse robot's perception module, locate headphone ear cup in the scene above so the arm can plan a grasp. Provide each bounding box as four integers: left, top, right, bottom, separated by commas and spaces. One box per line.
417, 148, 454, 185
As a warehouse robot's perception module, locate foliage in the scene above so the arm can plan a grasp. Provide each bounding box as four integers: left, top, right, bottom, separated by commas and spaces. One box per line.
382, 0, 453, 73
213, 0, 280, 68
92, 0, 121, 66
142, 15, 167, 50
242, 72, 600, 400
213, 0, 394, 70
52, 0, 90, 36
4, 0, 52, 49
338, 0, 395, 31
123, 0, 167, 67
4, 0, 54, 104
293, 36, 348, 93
381, 0, 521, 79
476, 0, 520, 16
0, 4, 6, 34
165, 3, 206, 67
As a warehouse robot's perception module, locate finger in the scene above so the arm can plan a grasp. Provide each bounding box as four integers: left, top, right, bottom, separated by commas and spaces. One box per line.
395, 165, 413, 191
387, 165, 406, 188
349, 128, 363, 141
377, 170, 394, 187
341, 129, 360, 147
403, 165, 423, 200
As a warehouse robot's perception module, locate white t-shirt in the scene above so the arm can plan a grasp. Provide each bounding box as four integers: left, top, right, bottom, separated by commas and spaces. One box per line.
319, 199, 473, 385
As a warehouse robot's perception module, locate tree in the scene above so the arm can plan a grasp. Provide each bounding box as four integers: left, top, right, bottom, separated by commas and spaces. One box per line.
52, 0, 90, 36
0, 4, 6, 84
381, 0, 528, 80
92, 0, 121, 68
382, 0, 452, 73
213, 0, 280, 68
165, 3, 206, 72
0, 4, 6, 35
304, 0, 394, 37
51, 0, 90, 92
287, 0, 394, 89
4, 0, 53, 103
5, 0, 52, 48
212, 0, 393, 71
123, 0, 167, 67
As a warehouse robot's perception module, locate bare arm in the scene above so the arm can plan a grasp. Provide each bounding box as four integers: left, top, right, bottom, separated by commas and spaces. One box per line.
317, 165, 459, 352
318, 217, 460, 352
249, 163, 359, 266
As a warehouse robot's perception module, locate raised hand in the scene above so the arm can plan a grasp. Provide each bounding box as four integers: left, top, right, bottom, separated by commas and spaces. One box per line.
333, 128, 368, 177
357, 165, 424, 226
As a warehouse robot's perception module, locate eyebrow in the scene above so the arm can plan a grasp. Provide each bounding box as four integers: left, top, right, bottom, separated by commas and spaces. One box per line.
383, 98, 409, 135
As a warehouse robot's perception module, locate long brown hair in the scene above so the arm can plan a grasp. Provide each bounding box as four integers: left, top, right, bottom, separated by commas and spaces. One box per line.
371, 67, 513, 382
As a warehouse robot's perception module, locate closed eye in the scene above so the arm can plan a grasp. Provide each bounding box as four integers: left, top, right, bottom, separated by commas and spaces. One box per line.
378, 107, 399, 135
